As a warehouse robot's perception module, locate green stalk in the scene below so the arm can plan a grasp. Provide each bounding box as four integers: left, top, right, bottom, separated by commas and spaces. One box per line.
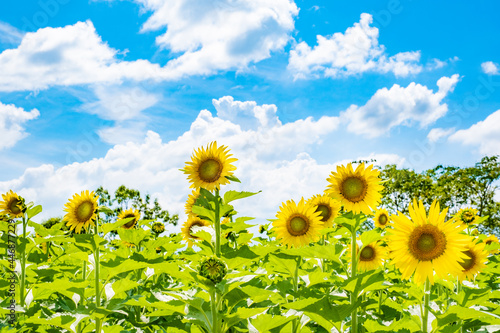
378, 290, 383, 316
292, 257, 301, 333
214, 188, 221, 258
94, 220, 102, 333
422, 278, 431, 333
350, 227, 358, 333
20, 215, 27, 308
210, 287, 218, 333
457, 278, 463, 333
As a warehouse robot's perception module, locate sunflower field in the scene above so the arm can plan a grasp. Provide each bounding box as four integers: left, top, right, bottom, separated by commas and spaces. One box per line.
1, 142, 500, 333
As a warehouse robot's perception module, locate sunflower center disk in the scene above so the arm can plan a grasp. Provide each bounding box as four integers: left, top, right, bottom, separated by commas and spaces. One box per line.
409, 225, 447, 261
9, 199, 22, 214
316, 204, 331, 222
459, 250, 475, 270
198, 159, 222, 183
76, 201, 94, 222
360, 246, 375, 261
378, 214, 388, 225
462, 212, 475, 223
288, 216, 309, 236
341, 177, 367, 202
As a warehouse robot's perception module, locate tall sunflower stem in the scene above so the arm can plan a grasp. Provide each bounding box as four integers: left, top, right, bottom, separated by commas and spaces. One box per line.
214, 188, 221, 258
94, 221, 102, 333
19, 215, 28, 309
292, 256, 301, 333
422, 278, 431, 333
457, 278, 463, 333
210, 287, 218, 333
350, 227, 358, 333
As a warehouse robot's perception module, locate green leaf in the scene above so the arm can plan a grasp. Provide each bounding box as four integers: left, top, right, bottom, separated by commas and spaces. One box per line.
282, 244, 342, 264
225, 175, 241, 183
360, 229, 383, 246
342, 270, 386, 296
250, 314, 294, 332
26, 205, 42, 219
191, 205, 215, 223
223, 190, 261, 204
101, 217, 132, 235
223, 307, 267, 330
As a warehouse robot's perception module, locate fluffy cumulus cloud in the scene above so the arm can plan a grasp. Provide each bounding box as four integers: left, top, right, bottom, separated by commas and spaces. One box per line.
136, 0, 298, 77
481, 61, 500, 75
0, 21, 163, 92
341, 75, 460, 138
0, 101, 40, 150
288, 13, 423, 79
427, 127, 455, 143
0, 96, 403, 232
448, 109, 500, 155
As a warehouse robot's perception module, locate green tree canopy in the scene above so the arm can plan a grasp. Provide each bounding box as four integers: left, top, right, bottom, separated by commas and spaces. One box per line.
380, 156, 500, 234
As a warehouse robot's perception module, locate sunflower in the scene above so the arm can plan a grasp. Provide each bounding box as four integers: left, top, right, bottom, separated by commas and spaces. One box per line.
198, 256, 228, 284
272, 198, 323, 248
122, 241, 136, 248
184, 141, 238, 191
185, 188, 201, 215
307, 194, 341, 228
118, 208, 141, 229
347, 241, 386, 272
453, 208, 479, 226
63, 190, 99, 234
374, 209, 391, 229
181, 215, 210, 247
458, 240, 488, 281
484, 234, 499, 253
152, 222, 165, 234
325, 163, 383, 215
0, 190, 26, 219
387, 199, 469, 285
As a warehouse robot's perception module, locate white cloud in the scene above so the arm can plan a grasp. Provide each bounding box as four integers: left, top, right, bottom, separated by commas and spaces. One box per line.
0, 96, 401, 233
0, 21, 164, 92
0, 21, 24, 45
340, 75, 459, 138
427, 127, 455, 142
288, 13, 423, 79
97, 121, 148, 145
136, 0, 298, 77
0, 101, 40, 150
448, 109, 500, 155
481, 61, 499, 75
81, 85, 160, 121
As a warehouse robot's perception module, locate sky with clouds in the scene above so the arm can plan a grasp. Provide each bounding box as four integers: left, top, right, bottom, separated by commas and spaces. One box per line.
1, 0, 499, 231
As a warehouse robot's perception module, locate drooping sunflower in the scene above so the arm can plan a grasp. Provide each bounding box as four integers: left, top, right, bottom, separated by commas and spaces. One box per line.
374, 208, 391, 229
272, 198, 323, 248
484, 234, 500, 254
351, 242, 386, 272
307, 194, 341, 228
184, 141, 238, 191
325, 163, 383, 215
185, 188, 201, 215
0, 190, 26, 219
118, 208, 141, 229
152, 222, 165, 234
387, 199, 470, 285
458, 240, 488, 281
63, 190, 99, 234
453, 208, 479, 226
181, 215, 210, 247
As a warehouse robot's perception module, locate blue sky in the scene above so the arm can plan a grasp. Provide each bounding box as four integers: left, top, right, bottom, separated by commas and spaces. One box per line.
1, 0, 499, 226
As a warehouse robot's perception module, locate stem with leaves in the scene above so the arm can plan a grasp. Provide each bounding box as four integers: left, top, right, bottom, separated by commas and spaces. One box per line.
422, 278, 431, 333
350, 223, 358, 333
291, 256, 301, 333
214, 188, 221, 258
209, 287, 218, 333
19, 214, 27, 308
94, 218, 102, 333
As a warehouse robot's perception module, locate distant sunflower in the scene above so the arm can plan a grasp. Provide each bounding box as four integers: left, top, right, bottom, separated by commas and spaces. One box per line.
152, 222, 165, 234
118, 209, 141, 229
122, 241, 136, 249
307, 194, 341, 228
63, 190, 99, 234
185, 188, 201, 216
359, 242, 386, 271
0, 190, 26, 219
454, 208, 479, 226
374, 209, 390, 229
458, 240, 488, 281
181, 215, 210, 247
484, 234, 499, 253
184, 141, 237, 191
387, 199, 469, 285
326, 163, 383, 215
272, 198, 323, 248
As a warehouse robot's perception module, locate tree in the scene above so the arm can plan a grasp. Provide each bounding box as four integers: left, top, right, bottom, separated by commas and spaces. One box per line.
380, 156, 500, 234
95, 185, 179, 226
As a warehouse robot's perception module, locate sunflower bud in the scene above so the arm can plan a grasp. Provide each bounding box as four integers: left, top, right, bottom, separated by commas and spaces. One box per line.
198, 256, 227, 284
152, 222, 165, 235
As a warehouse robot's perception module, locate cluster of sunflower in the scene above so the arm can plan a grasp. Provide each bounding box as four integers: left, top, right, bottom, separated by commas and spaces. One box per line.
269, 162, 497, 286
